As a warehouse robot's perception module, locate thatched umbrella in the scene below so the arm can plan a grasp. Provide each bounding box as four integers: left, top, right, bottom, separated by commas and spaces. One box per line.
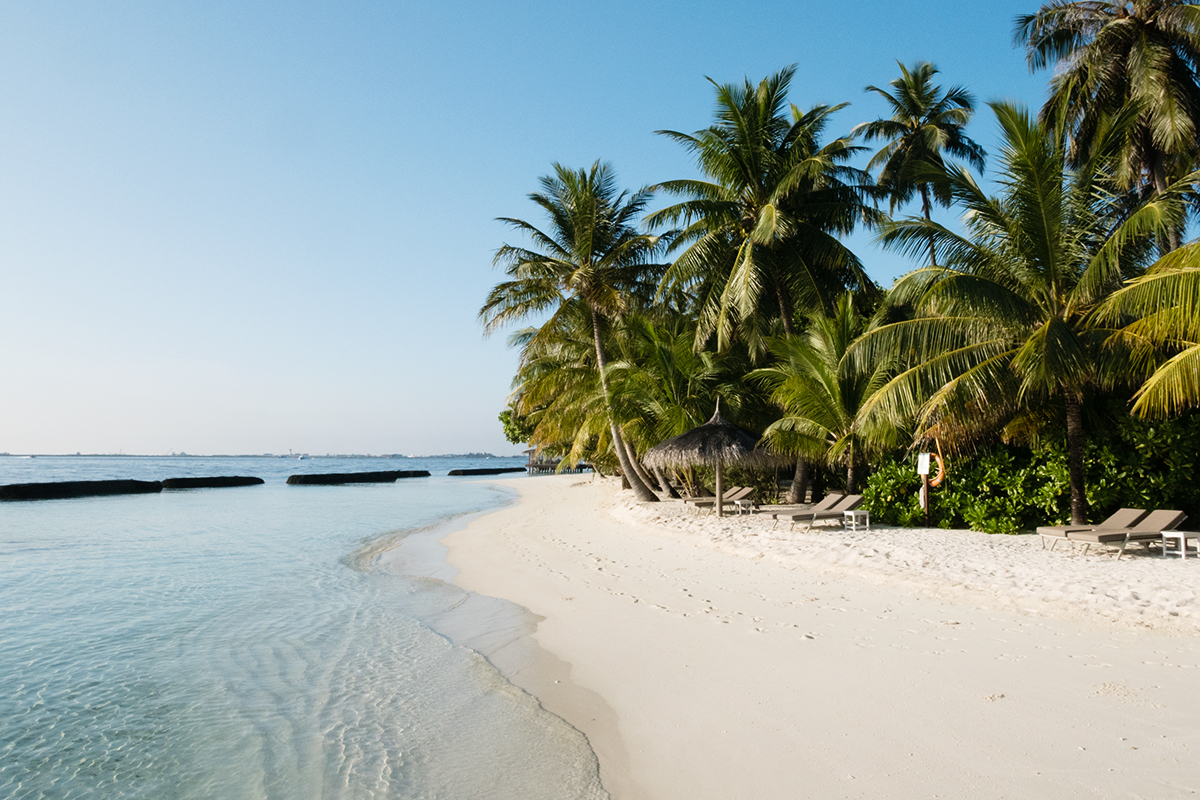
643, 402, 776, 517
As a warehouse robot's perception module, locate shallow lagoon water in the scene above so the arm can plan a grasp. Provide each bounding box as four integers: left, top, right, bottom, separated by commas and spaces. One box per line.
0, 457, 606, 799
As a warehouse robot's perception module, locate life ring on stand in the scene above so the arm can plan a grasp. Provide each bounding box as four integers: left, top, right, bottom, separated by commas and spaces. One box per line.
929, 453, 946, 487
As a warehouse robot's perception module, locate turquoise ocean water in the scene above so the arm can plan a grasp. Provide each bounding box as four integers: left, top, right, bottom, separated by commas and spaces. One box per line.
0, 456, 606, 800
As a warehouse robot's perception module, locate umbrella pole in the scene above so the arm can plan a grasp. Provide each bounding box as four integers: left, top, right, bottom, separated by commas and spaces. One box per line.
715, 460, 723, 518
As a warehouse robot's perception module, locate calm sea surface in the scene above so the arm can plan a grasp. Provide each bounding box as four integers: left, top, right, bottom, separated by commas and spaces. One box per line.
0, 456, 606, 800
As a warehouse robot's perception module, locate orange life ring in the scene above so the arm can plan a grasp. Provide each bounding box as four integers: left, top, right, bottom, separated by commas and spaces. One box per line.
929, 453, 946, 487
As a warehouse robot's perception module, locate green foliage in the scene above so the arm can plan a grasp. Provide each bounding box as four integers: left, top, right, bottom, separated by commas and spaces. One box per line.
864, 409, 1200, 533
483, 66, 1200, 517
859, 101, 1183, 523
1097, 245, 1200, 416
649, 65, 880, 351
864, 446, 1070, 534
1016, 0, 1200, 205
479, 160, 664, 500
855, 60, 985, 219
608, 315, 764, 450
498, 407, 535, 445
752, 293, 896, 491
1075, 409, 1200, 523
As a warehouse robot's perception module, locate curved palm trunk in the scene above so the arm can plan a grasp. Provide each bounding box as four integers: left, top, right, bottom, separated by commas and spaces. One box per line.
624, 438, 661, 498
592, 309, 659, 502
1064, 393, 1088, 526
653, 466, 679, 498
846, 460, 858, 495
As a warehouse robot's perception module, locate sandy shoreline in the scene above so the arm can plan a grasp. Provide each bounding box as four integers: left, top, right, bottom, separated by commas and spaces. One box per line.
443, 474, 1200, 799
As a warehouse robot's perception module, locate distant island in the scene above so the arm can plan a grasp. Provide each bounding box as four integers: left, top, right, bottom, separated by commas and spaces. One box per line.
418, 453, 508, 459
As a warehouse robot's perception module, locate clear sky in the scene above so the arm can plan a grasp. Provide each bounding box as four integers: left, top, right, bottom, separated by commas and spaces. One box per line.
0, 0, 1049, 456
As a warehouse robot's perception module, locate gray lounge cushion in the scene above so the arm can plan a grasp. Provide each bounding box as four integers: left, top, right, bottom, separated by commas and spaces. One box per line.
772, 492, 846, 522
1037, 507, 1148, 537
1067, 509, 1187, 543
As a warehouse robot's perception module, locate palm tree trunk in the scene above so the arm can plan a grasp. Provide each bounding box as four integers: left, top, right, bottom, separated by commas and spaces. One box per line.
920, 184, 937, 266
653, 466, 679, 498
1065, 392, 1089, 526
775, 280, 795, 336
715, 460, 724, 518
846, 459, 858, 495
624, 438, 661, 498
591, 309, 659, 502
811, 466, 826, 502
1151, 153, 1181, 251
786, 459, 809, 504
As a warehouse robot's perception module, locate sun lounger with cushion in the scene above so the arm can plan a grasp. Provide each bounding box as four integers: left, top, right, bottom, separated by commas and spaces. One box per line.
796, 494, 864, 532
683, 486, 741, 506
775, 494, 863, 532
687, 486, 753, 513
1066, 509, 1188, 559
1036, 507, 1148, 550
771, 492, 844, 530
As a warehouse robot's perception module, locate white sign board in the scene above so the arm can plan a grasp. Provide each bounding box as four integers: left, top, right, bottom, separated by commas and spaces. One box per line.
917, 453, 931, 475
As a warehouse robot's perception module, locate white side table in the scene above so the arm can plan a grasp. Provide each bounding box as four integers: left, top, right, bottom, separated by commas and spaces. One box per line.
1162, 531, 1199, 559
734, 498, 756, 515
844, 509, 870, 531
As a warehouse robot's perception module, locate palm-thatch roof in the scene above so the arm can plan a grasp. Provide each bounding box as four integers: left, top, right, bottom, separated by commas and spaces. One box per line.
643, 406, 777, 469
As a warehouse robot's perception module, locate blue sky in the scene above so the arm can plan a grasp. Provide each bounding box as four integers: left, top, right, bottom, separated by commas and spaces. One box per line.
0, 1, 1049, 455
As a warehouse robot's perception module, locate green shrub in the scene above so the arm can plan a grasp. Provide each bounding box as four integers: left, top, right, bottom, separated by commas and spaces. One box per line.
861, 458, 925, 526
862, 447, 1065, 533
863, 407, 1200, 533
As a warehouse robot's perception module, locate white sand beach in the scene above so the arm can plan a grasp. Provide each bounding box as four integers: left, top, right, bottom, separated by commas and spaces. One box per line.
444, 475, 1200, 799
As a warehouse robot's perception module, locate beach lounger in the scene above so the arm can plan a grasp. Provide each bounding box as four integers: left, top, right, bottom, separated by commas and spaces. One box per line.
770, 492, 844, 530
1036, 507, 1148, 551
689, 486, 754, 514
797, 494, 864, 532
1066, 509, 1188, 559
682, 486, 737, 505
685, 486, 743, 510
776, 494, 863, 532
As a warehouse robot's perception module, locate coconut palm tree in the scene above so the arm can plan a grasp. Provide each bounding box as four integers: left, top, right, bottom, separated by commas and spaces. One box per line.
608, 317, 741, 442
504, 306, 609, 470
854, 60, 986, 266
853, 102, 1184, 524
751, 294, 894, 493
1014, 0, 1200, 248
607, 316, 725, 493
648, 65, 880, 352
605, 315, 771, 491
480, 161, 662, 501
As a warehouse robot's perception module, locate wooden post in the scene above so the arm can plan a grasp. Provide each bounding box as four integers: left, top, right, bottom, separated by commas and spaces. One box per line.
917, 452, 931, 526
923, 472, 931, 526
715, 460, 724, 518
